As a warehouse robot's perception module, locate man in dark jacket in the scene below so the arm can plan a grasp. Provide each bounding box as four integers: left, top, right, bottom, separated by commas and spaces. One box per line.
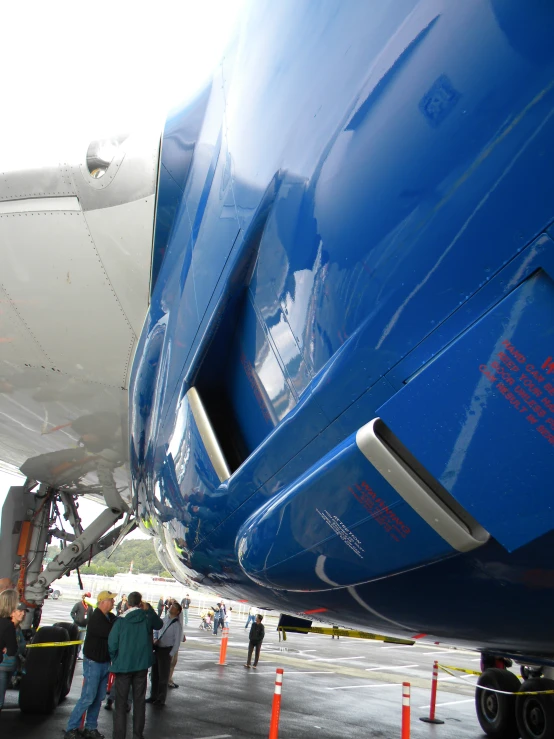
108, 591, 163, 739
244, 614, 265, 669
71, 592, 93, 659
212, 602, 225, 635
64, 590, 116, 739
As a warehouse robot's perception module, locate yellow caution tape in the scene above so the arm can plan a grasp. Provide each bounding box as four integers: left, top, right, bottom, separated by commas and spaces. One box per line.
438, 664, 554, 695
278, 626, 413, 645
27, 640, 83, 648
440, 664, 482, 676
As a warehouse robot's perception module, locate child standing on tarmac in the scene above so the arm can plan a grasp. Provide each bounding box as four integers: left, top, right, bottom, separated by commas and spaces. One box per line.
244, 614, 265, 669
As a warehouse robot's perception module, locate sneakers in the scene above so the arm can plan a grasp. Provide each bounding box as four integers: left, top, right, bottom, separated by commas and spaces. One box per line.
64, 731, 82, 739
83, 730, 105, 739
145, 697, 155, 703
244, 663, 251, 668
168, 682, 179, 689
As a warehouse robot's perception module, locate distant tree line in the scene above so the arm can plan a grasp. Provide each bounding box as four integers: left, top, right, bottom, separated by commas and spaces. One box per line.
46, 540, 172, 579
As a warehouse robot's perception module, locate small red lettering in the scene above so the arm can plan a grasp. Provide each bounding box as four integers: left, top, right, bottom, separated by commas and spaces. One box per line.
519, 374, 542, 397
537, 425, 554, 446
501, 340, 526, 364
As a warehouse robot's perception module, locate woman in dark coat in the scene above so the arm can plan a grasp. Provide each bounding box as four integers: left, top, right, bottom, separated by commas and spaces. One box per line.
0, 589, 19, 710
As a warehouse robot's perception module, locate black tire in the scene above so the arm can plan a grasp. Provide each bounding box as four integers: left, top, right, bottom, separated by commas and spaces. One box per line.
52, 590, 60, 600
516, 677, 554, 739
53, 621, 80, 699
475, 667, 521, 738
19, 625, 68, 714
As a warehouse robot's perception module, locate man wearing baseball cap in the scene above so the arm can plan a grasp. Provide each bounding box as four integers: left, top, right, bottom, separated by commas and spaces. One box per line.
64, 591, 117, 739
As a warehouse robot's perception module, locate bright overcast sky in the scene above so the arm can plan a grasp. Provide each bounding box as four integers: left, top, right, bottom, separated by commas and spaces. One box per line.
1, 0, 245, 170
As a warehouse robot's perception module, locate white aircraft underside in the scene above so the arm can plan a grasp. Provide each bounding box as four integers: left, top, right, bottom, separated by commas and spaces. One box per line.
0, 128, 160, 502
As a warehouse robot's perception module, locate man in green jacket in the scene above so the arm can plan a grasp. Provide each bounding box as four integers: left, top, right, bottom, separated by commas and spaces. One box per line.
108, 592, 163, 739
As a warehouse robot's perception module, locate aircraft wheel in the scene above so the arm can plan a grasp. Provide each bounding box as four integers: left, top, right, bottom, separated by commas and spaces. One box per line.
19, 625, 68, 714
475, 667, 521, 738
53, 621, 80, 699
516, 678, 554, 739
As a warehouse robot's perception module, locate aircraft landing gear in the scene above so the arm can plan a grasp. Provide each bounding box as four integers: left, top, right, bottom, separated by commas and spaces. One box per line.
475, 667, 520, 739
516, 678, 554, 739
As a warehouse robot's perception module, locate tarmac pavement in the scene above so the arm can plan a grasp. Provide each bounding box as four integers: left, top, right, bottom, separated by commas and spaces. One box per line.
0, 599, 494, 738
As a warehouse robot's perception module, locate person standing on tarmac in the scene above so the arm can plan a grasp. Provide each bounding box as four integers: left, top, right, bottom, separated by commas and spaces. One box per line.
71, 592, 93, 659
244, 605, 257, 629
244, 615, 265, 669
147, 602, 182, 705
63, 590, 117, 739
116, 595, 128, 616
108, 591, 163, 739
212, 602, 225, 635
0, 589, 18, 712
180, 593, 191, 626
224, 607, 232, 629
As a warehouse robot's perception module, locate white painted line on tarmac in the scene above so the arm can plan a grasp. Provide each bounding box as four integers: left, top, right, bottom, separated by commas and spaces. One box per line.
309, 656, 365, 662
280, 671, 335, 675
192, 734, 232, 738
365, 664, 419, 672
328, 683, 401, 690
380, 645, 411, 649
418, 698, 474, 709
421, 650, 463, 655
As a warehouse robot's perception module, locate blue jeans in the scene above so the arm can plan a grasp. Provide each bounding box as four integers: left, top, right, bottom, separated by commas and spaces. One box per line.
77, 627, 87, 657
183, 609, 189, 626
0, 669, 12, 708
245, 615, 256, 628
213, 616, 220, 634
67, 657, 110, 730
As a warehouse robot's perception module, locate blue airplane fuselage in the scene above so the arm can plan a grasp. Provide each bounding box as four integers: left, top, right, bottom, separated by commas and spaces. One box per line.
130, 0, 554, 662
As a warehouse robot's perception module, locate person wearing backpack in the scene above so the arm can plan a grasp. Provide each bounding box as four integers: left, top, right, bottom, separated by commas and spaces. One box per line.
146, 602, 182, 706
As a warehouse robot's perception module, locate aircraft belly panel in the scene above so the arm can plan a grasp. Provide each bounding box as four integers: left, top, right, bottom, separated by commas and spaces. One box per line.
378, 269, 554, 552
236, 430, 462, 591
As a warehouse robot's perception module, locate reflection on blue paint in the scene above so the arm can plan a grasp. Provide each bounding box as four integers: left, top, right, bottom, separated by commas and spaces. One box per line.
130, 0, 554, 657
